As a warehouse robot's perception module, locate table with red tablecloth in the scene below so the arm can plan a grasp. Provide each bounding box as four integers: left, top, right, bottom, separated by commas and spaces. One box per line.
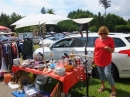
12, 65, 86, 93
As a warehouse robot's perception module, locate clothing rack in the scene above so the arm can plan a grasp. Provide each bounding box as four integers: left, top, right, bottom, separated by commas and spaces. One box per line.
0, 41, 16, 44
0, 41, 21, 71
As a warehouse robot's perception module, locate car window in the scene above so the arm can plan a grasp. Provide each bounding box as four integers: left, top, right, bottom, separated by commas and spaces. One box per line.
70, 37, 85, 47
113, 38, 126, 47
125, 37, 130, 43
87, 37, 98, 47
51, 38, 57, 41
70, 37, 98, 47
53, 38, 73, 48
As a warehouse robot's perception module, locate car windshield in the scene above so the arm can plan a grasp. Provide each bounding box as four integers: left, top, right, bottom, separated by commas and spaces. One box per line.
45, 37, 58, 41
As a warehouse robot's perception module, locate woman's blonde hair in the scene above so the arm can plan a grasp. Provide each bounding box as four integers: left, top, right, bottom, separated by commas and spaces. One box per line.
98, 26, 109, 35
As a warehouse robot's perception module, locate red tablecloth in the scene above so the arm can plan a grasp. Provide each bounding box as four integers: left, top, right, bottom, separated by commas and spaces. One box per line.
12, 65, 85, 93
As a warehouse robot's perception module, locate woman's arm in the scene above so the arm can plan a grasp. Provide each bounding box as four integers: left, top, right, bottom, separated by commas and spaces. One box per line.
104, 46, 115, 53
108, 47, 114, 53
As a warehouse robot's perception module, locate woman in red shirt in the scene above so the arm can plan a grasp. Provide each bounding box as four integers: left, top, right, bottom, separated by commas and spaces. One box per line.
94, 26, 117, 97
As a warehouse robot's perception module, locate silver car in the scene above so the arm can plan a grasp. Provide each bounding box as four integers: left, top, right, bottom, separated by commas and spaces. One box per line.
33, 36, 42, 44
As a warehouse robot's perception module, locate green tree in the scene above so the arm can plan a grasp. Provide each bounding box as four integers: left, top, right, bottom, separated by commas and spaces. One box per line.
96, 12, 104, 28
0, 12, 10, 27
105, 13, 127, 31
10, 12, 23, 31
99, 0, 111, 17
46, 9, 55, 14
115, 25, 130, 32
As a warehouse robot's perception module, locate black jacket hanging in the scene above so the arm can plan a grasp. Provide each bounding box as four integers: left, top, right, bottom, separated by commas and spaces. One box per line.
23, 38, 34, 56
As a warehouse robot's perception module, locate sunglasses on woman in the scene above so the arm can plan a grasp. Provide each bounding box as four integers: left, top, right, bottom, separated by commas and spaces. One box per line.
99, 33, 107, 35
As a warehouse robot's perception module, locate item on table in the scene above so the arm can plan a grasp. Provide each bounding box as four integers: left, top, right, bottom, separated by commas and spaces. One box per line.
47, 68, 52, 73
54, 68, 66, 76
64, 57, 69, 65
29, 59, 35, 63
64, 65, 74, 72
13, 58, 20, 66
38, 66, 45, 71
33, 65, 40, 70
53, 69, 57, 75
69, 50, 75, 60
34, 61, 39, 66
43, 68, 48, 72
64, 53, 69, 58
74, 56, 80, 67
50, 63, 56, 69
33, 52, 43, 61
59, 57, 64, 66
26, 64, 33, 68
21, 60, 31, 67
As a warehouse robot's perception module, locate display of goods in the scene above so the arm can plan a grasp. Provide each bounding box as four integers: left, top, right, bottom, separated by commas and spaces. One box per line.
64, 65, 74, 72
33, 53, 43, 61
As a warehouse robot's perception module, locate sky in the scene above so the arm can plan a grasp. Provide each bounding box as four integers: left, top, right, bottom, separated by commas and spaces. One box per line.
0, 0, 129, 20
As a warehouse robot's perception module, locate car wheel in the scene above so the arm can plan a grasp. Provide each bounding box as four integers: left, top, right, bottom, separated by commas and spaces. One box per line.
111, 63, 119, 80
92, 63, 119, 80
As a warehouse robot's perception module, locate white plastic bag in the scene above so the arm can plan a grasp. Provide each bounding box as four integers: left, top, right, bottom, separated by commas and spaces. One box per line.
0, 57, 7, 72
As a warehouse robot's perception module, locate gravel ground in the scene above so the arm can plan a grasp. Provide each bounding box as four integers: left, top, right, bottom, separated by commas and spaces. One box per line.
0, 82, 15, 97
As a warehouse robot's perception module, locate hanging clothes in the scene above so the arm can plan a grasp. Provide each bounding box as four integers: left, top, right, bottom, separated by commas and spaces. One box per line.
3, 44, 9, 69
16, 41, 23, 58
0, 42, 20, 71
11, 43, 17, 58
23, 38, 34, 59
0, 45, 2, 69
7, 43, 13, 65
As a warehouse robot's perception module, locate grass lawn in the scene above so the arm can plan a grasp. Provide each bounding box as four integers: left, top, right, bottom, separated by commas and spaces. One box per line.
69, 77, 130, 97
34, 44, 40, 50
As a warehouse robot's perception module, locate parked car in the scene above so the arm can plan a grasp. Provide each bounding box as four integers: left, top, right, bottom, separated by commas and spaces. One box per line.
0, 35, 8, 42
39, 35, 64, 47
39, 37, 58, 47
34, 33, 130, 79
33, 36, 42, 44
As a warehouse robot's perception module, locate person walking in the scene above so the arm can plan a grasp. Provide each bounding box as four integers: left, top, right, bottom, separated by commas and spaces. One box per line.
94, 26, 117, 97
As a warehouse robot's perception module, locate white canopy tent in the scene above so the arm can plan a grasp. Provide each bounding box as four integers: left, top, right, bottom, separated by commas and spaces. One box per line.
11, 13, 93, 29
72, 18, 93, 24
11, 14, 71, 28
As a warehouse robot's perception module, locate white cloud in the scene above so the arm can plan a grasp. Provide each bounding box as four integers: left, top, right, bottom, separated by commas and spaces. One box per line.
0, 0, 129, 20
55, 10, 68, 17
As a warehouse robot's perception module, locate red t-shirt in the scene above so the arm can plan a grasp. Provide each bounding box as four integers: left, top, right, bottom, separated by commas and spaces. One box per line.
94, 37, 115, 67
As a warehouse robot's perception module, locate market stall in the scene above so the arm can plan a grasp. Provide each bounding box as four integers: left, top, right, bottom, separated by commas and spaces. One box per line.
12, 64, 86, 93
9, 49, 92, 97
